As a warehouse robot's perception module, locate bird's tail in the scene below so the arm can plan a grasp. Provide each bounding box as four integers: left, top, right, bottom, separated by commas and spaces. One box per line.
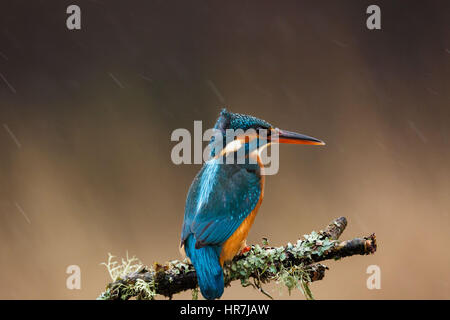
184, 235, 224, 300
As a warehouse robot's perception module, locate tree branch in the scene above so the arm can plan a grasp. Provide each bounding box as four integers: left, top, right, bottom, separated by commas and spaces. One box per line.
98, 217, 377, 300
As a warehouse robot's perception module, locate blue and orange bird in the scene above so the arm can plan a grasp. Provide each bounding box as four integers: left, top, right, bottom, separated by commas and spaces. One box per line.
180, 109, 325, 299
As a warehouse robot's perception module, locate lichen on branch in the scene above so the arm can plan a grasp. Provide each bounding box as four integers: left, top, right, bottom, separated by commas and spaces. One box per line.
98, 217, 377, 300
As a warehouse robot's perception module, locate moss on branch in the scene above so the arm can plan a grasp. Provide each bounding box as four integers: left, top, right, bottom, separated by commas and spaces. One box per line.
98, 217, 376, 300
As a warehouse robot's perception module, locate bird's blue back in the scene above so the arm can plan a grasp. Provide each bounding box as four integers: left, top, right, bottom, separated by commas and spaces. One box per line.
181, 158, 262, 299
181, 159, 261, 248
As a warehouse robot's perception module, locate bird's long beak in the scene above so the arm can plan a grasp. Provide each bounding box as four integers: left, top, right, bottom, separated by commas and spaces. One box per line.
271, 128, 325, 145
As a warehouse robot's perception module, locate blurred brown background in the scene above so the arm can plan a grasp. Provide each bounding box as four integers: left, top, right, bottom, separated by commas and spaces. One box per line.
0, 0, 448, 299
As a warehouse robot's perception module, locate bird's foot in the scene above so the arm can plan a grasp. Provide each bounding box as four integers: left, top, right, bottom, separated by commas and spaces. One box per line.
239, 245, 251, 255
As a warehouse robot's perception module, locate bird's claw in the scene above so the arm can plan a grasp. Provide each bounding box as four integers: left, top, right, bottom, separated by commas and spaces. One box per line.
239, 245, 251, 255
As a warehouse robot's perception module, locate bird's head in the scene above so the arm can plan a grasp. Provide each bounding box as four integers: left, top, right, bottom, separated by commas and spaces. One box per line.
211, 109, 325, 156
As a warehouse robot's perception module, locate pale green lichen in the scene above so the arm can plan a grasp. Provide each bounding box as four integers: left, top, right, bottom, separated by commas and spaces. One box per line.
98, 253, 155, 300
191, 287, 199, 300
100, 252, 143, 282
276, 264, 314, 300
135, 278, 157, 300
98, 229, 337, 300
225, 231, 336, 299
223, 230, 336, 299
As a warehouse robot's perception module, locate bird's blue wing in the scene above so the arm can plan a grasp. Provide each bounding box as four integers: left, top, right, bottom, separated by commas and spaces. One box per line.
181, 160, 261, 248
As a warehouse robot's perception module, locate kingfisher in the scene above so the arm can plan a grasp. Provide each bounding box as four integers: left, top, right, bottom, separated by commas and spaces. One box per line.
180, 109, 325, 299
